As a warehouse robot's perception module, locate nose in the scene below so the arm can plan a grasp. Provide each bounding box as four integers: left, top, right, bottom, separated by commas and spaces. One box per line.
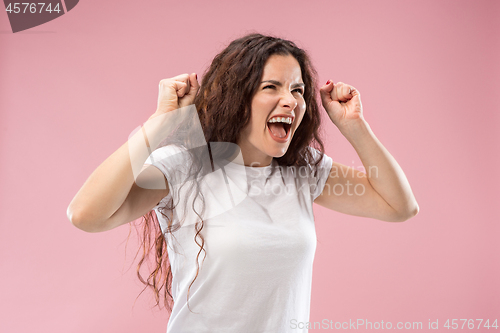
279, 90, 298, 110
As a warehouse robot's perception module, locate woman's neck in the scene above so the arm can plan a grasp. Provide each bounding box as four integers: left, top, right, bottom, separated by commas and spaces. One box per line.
233, 145, 273, 167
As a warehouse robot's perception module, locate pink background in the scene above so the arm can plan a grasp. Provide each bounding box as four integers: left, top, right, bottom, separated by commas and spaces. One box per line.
1, 0, 499, 332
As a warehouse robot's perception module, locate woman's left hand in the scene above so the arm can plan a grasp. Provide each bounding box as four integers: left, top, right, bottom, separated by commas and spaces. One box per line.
320, 81, 364, 132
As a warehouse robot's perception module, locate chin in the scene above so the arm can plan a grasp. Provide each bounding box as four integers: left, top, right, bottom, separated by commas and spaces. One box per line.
268, 146, 289, 158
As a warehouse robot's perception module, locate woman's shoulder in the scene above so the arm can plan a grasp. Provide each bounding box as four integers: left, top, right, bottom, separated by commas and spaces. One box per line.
297, 146, 333, 175
146, 144, 187, 163
271, 146, 332, 180
305, 146, 329, 163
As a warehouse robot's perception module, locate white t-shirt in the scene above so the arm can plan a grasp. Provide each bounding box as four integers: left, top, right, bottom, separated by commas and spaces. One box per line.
145, 145, 333, 333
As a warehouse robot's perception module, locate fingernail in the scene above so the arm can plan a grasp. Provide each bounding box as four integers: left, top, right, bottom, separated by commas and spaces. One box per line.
195, 74, 198, 80
326, 80, 331, 85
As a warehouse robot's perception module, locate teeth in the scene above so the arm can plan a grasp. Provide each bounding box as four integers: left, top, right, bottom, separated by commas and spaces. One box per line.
268, 117, 292, 124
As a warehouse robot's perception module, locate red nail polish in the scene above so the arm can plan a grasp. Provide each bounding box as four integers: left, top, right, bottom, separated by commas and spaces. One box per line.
326, 80, 331, 85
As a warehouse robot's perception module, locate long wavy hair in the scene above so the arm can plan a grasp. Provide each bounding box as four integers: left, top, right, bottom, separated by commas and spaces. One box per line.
130, 32, 325, 312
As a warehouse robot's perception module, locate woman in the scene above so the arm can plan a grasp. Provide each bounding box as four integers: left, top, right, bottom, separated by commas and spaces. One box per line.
67, 33, 419, 332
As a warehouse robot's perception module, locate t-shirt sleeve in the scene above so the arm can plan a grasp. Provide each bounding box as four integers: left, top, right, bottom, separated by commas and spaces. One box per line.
143, 145, 194, 225
144, 145, 191, 187
144, 145, 174, 178
309, 148, 333, 201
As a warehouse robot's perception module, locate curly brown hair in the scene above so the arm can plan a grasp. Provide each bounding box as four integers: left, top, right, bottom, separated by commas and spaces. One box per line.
130, 32, 325, 313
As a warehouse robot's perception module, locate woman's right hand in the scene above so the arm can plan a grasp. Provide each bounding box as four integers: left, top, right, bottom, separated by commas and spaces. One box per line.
150, 73, 200, 119
68, 74, 201, 232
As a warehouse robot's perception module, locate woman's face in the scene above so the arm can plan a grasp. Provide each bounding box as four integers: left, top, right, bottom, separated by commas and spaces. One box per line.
237, 54, 306, 167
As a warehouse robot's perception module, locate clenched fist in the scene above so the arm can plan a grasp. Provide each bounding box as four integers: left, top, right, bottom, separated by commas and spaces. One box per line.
150, 73, 200, 119
320, 80, 364, 132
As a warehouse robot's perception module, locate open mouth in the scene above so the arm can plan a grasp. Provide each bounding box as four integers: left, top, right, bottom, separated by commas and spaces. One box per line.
267, 115, 293, 142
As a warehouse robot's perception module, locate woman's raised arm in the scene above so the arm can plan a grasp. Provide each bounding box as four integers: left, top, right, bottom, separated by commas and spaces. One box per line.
315, 80, 419, 222
66, 73, 200, 232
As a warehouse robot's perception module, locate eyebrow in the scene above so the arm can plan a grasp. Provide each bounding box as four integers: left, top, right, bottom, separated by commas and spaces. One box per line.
261, 80, 305, 89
